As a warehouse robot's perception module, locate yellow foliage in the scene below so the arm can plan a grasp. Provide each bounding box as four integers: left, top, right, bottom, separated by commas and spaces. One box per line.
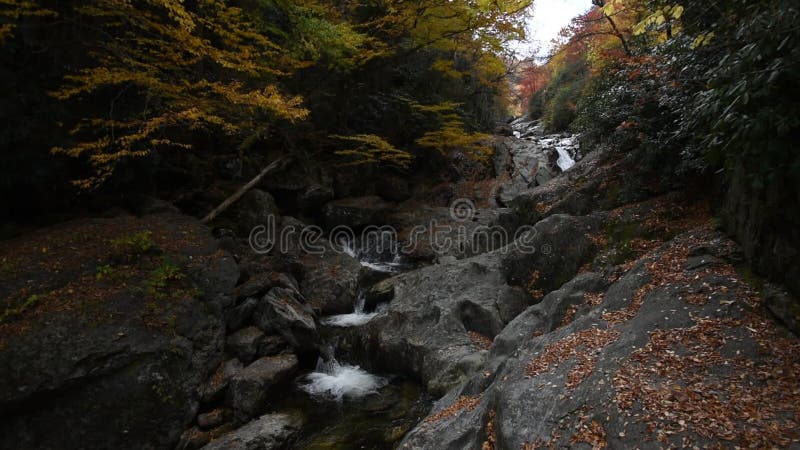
691, 31, 715, 49
331, 134, 414, 168
14, 0, 310, 189
431, 59, 464, 79
411, 101, 493, 161
633, 3, 685, 37
0, 0, 56, 42
415, 121, 493, 161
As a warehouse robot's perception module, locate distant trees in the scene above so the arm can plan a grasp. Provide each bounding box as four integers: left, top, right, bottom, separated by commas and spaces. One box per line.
522, 0, 799, 186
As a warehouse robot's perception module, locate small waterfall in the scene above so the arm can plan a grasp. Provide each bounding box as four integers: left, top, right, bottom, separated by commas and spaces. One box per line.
338, 234, 407, 274
299, 350, 387, 401
322, 292, 380, 327
555, 138, 577, 171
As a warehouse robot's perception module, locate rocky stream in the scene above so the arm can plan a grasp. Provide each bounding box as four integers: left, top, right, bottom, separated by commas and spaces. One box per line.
1, 119, 799, 450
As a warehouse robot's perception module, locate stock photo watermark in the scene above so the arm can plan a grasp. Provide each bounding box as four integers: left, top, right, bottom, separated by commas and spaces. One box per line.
248, 198, 551, 257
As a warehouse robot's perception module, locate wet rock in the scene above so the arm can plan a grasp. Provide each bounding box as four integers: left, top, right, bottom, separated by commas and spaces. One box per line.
343, 214, 600, 395
226, 327, 266, 363
300, 248, 362, 316
494, 123, 514, 136
227, 355, 299, 420
235, 273, 276, 300
201, 359, 244, 404
200, 413, 302, 450
387, 205, 523, 262
346, 254, 530, 395
252, 287, 319, 351
258, 335, 289, 357
363, 280, 395, 311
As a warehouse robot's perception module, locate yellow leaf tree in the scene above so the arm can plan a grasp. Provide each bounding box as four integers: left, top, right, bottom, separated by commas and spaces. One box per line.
5, 0, 309, 189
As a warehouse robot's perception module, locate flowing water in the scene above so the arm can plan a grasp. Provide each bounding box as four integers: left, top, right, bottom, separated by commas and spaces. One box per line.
269, 235, 430, 449
270, 120, 572, 447
300, 354, 388, 401
322, 293, 384, 328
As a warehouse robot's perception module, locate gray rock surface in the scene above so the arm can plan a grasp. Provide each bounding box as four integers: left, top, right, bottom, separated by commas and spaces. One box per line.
400, 229, 800, 449
200, 358, 244, 403
299, 247, 362, 315
200, 412, 303, 450
229, 188, 279, 237
227, 354, 299, 420
225, 326, 266, 363
343, 214, 601, 395
0, 213, 238, 450
252, 287, 319, 351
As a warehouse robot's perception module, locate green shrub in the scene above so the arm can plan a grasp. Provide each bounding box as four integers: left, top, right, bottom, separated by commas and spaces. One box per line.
111, 231, 155, 259
544, 81, 583, 132
144, 259, 184, 299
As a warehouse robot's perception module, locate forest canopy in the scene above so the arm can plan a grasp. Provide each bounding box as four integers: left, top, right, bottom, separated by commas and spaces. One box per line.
0, 0, 530, 215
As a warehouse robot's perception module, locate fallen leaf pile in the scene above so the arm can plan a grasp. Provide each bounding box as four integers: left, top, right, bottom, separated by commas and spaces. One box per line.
584, 292, 604, 306
526, 327, 620, 389
614, 311, 800, 447
571, 415, 608, 450
424, 395, 481, 424
482, 409, 496, 450
469, 331, 494, 350
559, 304, 579, 328
601, 232, 704, 326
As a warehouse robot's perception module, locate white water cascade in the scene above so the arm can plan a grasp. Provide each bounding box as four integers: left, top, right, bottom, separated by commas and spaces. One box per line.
299, 353, 387, 401
322, 292, 381, 327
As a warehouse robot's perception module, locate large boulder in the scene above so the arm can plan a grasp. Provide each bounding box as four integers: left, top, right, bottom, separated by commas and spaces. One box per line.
252, 287, 319, 352
0, 213, 238, 450
501, 214, 603, 292
496, 137, 560, 205
400, 229, 800, 449
225, 326, 267, 363
299, 248, 362, 316
386, 204, 525, 262
227, 188, 279, 237
258, 159, 334, 215
342, 214, 601, 395
722, 160, 800, 298
200, 358, 244, 404
227, 354, 299, 420
344, 252, 530, 395
200, 412, 303, 450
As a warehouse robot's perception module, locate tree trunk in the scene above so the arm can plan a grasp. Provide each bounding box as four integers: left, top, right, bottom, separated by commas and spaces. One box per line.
200, 158, 289, 224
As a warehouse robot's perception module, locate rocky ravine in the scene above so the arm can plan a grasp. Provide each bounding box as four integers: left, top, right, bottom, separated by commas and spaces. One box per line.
0, 119, 798, 450
343, 120, 800, 448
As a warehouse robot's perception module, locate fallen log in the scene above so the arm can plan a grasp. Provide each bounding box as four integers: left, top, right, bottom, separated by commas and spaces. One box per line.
200, 157, 289, 224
